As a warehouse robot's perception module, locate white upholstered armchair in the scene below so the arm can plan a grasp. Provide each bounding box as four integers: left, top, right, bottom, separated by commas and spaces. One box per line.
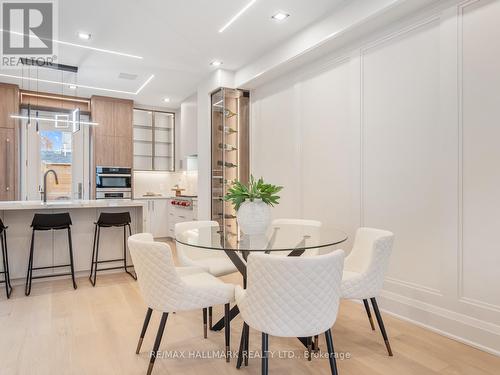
341, 227, 395, 356
175, 220, 238, 329
128, 233, 235, 375
236, 250, 345, 375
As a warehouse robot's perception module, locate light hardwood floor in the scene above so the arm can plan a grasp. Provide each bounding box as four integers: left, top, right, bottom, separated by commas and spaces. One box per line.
0, 246, 499, 375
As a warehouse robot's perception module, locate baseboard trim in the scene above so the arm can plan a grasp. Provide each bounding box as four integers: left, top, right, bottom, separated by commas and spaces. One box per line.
378, 290, 500, 357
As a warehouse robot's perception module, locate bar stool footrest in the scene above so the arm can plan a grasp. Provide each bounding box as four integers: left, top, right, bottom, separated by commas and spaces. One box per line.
32, 272, 75, 280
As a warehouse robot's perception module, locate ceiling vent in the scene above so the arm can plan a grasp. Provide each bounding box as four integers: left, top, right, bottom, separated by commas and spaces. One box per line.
118, 72, 138, 80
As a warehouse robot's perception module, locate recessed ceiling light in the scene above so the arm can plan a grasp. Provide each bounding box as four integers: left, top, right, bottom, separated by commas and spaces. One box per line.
210, 60, 223, 67
272, 12, 290, 21
163, 98, 170, 103
68, 85, 77, 89
77, 32, 91, 40
218, 0, 257, 33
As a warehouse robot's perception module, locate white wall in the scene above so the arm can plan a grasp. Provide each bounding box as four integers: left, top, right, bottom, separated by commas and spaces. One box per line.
179, 93, 198, 170
250, 0, 500, 356
133, 171, 197, 197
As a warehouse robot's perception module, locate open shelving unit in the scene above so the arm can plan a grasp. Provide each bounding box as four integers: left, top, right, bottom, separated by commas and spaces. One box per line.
210, 88, 250, 243
133, 109, 175, 171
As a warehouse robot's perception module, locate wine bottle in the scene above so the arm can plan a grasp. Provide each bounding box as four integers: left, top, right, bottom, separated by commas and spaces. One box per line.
217, 213, 236, 219
217, 160, 238, 168
218, 143, 237, 151
224, 109, 237, 118
218, 125, 238, 134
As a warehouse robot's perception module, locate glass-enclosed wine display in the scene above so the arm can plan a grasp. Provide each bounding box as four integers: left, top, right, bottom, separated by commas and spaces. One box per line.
211, 88, 249, 243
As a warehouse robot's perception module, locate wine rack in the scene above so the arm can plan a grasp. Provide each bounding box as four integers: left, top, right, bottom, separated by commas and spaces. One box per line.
211, 88, 250, 243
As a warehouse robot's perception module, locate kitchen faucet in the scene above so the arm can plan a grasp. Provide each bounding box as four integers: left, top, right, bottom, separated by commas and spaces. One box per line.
42, 169, 59, 203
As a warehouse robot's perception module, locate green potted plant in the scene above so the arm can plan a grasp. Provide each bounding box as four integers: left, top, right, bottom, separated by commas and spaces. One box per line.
224, 175, 283, 235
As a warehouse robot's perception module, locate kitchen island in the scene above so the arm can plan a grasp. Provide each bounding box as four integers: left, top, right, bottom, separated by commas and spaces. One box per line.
0, 200, 147, 283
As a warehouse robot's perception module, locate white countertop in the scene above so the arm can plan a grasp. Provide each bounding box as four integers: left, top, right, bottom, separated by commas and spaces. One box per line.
0, 199, 147, 211
134, 195, 175, 200
134, 195, 198, 201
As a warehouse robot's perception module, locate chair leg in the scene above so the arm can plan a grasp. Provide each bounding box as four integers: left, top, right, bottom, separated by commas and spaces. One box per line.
202, 308, 208, 338
147, 312, 168, 375
90, 226, 100, 287
313, 335, 319, 353
224, 303, 230, 362
236, 322, 249, 369
363, 299, 376, 331
307, 336, 312, 361
325, 329, 338, 375
208, 306, 213, 329
89, 224, 98, 286
262, 332, 269, 375
244, 323, 249, 366
1, 232, 12, 298
370, 297, 393, 356
25, 230, 35, 296
124, 224, 137, 280
3, 232, 12, 289
136, 308, 153, 354
67, 227, 77, 290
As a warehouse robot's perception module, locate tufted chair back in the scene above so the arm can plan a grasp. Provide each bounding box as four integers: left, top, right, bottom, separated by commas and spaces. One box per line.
128, 233, 186, 312
175, 221, 220, 262
344, 228, 394, 296
238, 250, 344, 338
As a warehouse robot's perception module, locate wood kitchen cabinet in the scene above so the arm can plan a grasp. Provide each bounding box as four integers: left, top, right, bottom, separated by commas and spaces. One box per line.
94, 135, 115, 167
113, 101, 133, 138
114, 136, 132, 167
0, 83, 19, 201
0, 128, 16, 201
0, 83, 19, 129
91, 96, 133, 168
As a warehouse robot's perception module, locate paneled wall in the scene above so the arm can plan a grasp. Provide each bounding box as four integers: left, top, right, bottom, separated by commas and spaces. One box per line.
250, 0, 500, 355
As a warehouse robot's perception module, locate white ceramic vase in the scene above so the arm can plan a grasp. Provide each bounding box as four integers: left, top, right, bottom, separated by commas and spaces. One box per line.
237, 199, 272, 235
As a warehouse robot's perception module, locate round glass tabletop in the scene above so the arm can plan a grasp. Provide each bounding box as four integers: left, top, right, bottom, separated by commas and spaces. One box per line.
175, 223, 348, 252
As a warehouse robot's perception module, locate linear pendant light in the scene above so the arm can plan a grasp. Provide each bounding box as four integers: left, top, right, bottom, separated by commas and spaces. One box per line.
10, 114, 98, 126
0, 73, 154, 95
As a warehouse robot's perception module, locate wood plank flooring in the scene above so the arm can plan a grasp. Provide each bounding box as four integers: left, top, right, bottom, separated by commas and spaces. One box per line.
0, 243, 499, 375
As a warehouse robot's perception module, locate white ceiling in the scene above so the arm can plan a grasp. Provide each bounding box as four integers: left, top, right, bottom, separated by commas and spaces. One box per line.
0, 0, 344, 108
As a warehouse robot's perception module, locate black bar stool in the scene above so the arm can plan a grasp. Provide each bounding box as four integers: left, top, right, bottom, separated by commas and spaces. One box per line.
88, 212, 136, 286
25, 213, 77, 296
0, 218, 12, 299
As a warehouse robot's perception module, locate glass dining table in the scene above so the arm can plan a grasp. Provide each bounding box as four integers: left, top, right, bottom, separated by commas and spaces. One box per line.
175, 222, 348, 366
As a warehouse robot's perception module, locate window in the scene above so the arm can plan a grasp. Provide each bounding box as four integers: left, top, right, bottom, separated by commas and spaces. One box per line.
20, 108, 90, 201
39, 129, 73, 200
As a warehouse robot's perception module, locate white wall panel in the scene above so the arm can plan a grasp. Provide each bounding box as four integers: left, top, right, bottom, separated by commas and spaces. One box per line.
251, 83, 301, 219
361, 20, 454, 292
250, 0, 500, 355
300, 60, 360, 248
461, 0, 500, 309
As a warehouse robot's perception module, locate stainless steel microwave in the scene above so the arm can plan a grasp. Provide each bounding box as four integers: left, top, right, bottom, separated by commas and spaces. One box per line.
95, 166, 132, 199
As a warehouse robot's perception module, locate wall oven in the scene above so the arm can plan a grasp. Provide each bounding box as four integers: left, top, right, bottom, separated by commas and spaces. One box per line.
95, 167, 132, 199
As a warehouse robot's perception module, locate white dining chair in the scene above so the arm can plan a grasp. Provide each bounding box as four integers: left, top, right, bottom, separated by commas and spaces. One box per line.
128, 233, 235, 375
236, 250, 345, 375
270, 218, 322, 256
341, 227, 395, 356
175, 220, 238, 328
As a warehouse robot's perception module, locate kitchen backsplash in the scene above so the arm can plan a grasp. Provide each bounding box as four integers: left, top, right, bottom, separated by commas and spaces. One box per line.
133, 171, 198, 198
